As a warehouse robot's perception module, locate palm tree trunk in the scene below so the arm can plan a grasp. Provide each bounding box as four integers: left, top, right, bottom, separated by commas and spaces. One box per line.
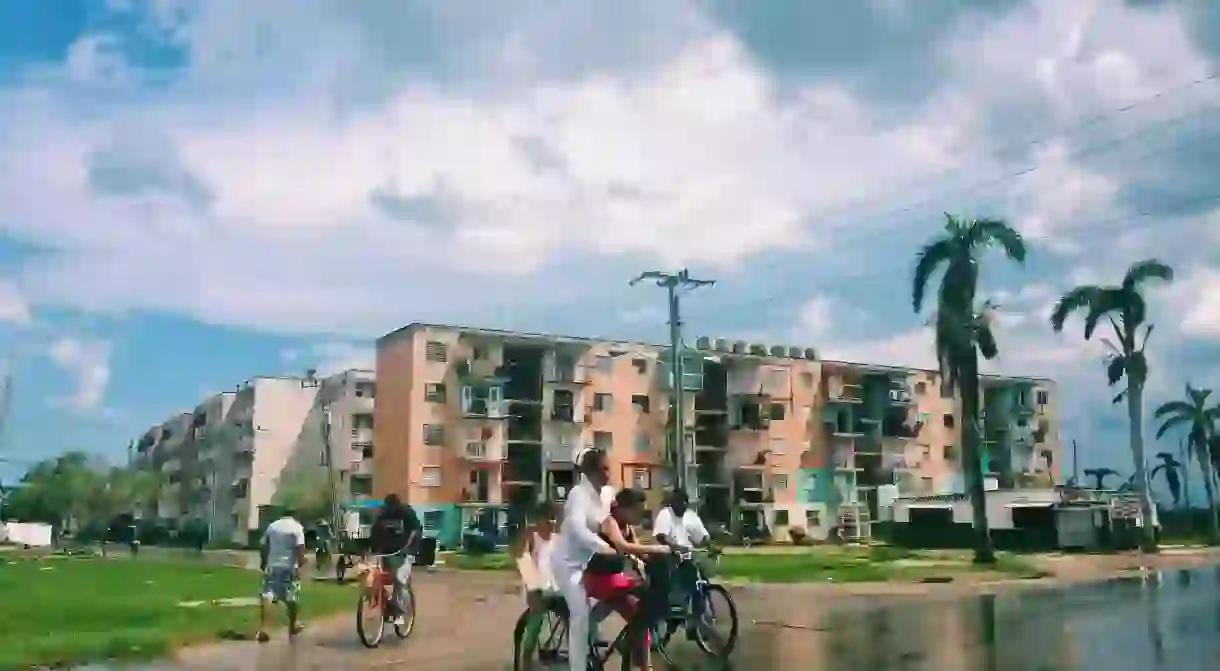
1180, 437, 1192, 511
961, 352, 996, 564
1127, 382, 1158, 553
1199, 449, 1219, 545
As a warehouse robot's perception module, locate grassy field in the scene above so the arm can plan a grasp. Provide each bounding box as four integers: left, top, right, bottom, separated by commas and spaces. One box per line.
442, 545, 1048, 583
0, 554, 356, 669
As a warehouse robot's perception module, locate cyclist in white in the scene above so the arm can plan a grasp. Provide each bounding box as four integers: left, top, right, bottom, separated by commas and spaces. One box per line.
652, 489, 712, 636
551, 448, 668, 671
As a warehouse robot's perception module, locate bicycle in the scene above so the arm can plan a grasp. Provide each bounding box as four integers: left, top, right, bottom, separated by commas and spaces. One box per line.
511, 559, 682, 671
355, 550, 416, 648
653, 549, 738, 658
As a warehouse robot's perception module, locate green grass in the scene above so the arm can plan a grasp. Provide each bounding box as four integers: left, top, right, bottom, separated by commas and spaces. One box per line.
0, 554, 357, 669
441, 546, 1048, 584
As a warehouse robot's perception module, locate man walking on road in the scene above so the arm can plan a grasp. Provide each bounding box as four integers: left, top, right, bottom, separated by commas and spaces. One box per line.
257, 508, 307, 643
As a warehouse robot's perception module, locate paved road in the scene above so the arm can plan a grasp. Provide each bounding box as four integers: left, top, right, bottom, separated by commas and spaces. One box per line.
84, 565, 1220, 670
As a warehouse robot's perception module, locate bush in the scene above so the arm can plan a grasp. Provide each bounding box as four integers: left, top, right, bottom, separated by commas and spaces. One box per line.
788, 527, 809, 545
461, 532, 496, 555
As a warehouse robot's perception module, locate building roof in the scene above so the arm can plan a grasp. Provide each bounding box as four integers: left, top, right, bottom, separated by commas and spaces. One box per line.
377, 321, 1053, 383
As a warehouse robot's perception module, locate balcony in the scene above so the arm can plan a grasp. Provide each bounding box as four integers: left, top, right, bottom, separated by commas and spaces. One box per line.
231, 478, 249, 499
461, 486, 492, 504
545, 441, 580, 463
826, 377, 865, 404
350, 427, 374, 444
463, 440, 503, 462
462, 395, 507, 419
349, 458, 373, 476
550, 403, 584, 423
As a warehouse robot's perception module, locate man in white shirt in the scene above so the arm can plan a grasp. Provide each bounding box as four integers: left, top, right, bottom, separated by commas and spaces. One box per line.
257, 509, 307, 642
550, 448, 620, 671
652, 490, 711, 636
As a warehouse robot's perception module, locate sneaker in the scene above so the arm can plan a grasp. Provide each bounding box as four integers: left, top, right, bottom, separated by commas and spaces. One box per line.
392, 615, 405, 627
289, 623, 305, 637
256, 631, 270, 643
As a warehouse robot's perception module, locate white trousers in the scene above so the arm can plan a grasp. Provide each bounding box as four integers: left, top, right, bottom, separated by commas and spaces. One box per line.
554, 560, 589, 671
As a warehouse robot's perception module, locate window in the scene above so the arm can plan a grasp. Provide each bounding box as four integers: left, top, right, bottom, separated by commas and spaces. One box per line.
594, 431, 613, 452
425, 383, 446, 403
800, 372, 814, 387
920, 477, 934, 494
940, 382, 954, 399
350, 476, 373, 496
944, 445, 957, 460
634, 433, 650, 453
472, 346, 487, 361
774, 510, 790, 526
806, 509, 821, 527
943, 414, 955, 429
355, 382, 376, 398
423, 424, 444, 445
596, 356, 613, 373
632, 358, 647, 374
594, 393, 612, 412
422, 510, 444, 531
771, 438, 786, 455
1036, 390, 1049, 406
1016, 390, 1028, 407
633, 468, 651, 489
421, 467, 442, 487
921, 445, 931, 461
465, 441, 486, 459
769, 403, 786, 421
632, 394, 650, 413
774, 475, 789, 490
426, 340, 447, 362
915, 382, 927, 394
360, 445, 374, 459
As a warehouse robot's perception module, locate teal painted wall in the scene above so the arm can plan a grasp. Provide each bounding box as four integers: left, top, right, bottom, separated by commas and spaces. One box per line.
413, 504, 462, 548
796, 469, 821, 504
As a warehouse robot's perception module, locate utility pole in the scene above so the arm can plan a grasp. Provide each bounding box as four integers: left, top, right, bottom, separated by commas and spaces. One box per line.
1072, 440, 1080, 486
630, 269, 715, 504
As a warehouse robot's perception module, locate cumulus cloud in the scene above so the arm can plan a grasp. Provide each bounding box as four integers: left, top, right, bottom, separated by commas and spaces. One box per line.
46, 336, 112, 413
283, 342, 373, 377
2, 0, 1220, 480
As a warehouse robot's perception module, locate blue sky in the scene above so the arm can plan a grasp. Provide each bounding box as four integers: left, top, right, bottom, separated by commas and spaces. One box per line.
1, 0, 1219, 502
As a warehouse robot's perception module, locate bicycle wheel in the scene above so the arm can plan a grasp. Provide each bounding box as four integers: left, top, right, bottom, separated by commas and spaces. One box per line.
693, 583, 738, 657
514, 602, 569, 670
356, 583, 387, 648
393, 583, 416, 639
335, 556, 348, 582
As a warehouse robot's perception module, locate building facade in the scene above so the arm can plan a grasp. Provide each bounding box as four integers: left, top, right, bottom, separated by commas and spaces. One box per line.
373, 323, 1060, 545
130, 369, 377, 545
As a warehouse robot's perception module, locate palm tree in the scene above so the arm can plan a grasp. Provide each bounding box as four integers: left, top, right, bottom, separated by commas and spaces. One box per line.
1154, 385, 1220, 544
1148, 452, 1183, 508
1083, 467, 1121, 490
1050, 259, 1173, 553
913, 214, 1027, 564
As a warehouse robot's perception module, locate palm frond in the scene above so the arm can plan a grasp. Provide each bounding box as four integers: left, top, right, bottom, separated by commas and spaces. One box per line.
1154, 400, 1195, 419
1122, 258, 1174, 291
976, 322, 999, 360
1106, 355, 1127, 387
1154, 414, 1190, 440
1050, 286, 1101, 333
1083, 290, 1126, 340
969, 218, 1028, 264
1112, 388, 1128, 405
912, 238, 955, 313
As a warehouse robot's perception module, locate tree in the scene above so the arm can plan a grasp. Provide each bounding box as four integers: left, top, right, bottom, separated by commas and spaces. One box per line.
1083, 467, 1121, 490
4, 451, 93, 540
1154, 385, 1220, 544
1051, 259, 1173, 553
913, 214, 1027, 565
1148, 452, 1183, 508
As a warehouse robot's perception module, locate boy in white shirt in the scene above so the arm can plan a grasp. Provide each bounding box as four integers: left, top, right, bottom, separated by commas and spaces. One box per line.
257, 509, 307, 642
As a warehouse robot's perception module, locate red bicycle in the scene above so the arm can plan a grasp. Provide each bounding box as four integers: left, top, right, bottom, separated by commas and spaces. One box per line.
356, 551, 416, 648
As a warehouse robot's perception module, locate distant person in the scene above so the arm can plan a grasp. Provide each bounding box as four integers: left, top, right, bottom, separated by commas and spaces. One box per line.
257, 508, 307, 642
513, 501, 562, 669
368, 494, 421, 627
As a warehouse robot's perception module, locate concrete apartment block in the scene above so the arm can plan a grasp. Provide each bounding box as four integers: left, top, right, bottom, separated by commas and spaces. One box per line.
130, 369, 377, 545
373, 323, 1060, 547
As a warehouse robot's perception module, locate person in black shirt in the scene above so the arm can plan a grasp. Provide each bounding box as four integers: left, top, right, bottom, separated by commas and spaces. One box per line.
369, 494, 421, 625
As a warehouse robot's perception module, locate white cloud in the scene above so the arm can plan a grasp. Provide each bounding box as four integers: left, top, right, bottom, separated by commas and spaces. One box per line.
0, 281, 31, 326
46, 336, 112, 413
285, 342, 374, 377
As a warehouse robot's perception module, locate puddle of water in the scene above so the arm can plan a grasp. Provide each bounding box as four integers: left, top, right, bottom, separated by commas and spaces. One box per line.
70, 567, 1220, 670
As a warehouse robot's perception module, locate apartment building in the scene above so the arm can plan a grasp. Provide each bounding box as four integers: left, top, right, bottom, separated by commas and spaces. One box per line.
130, 369, 377, 545
373, 323, 1059, 546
